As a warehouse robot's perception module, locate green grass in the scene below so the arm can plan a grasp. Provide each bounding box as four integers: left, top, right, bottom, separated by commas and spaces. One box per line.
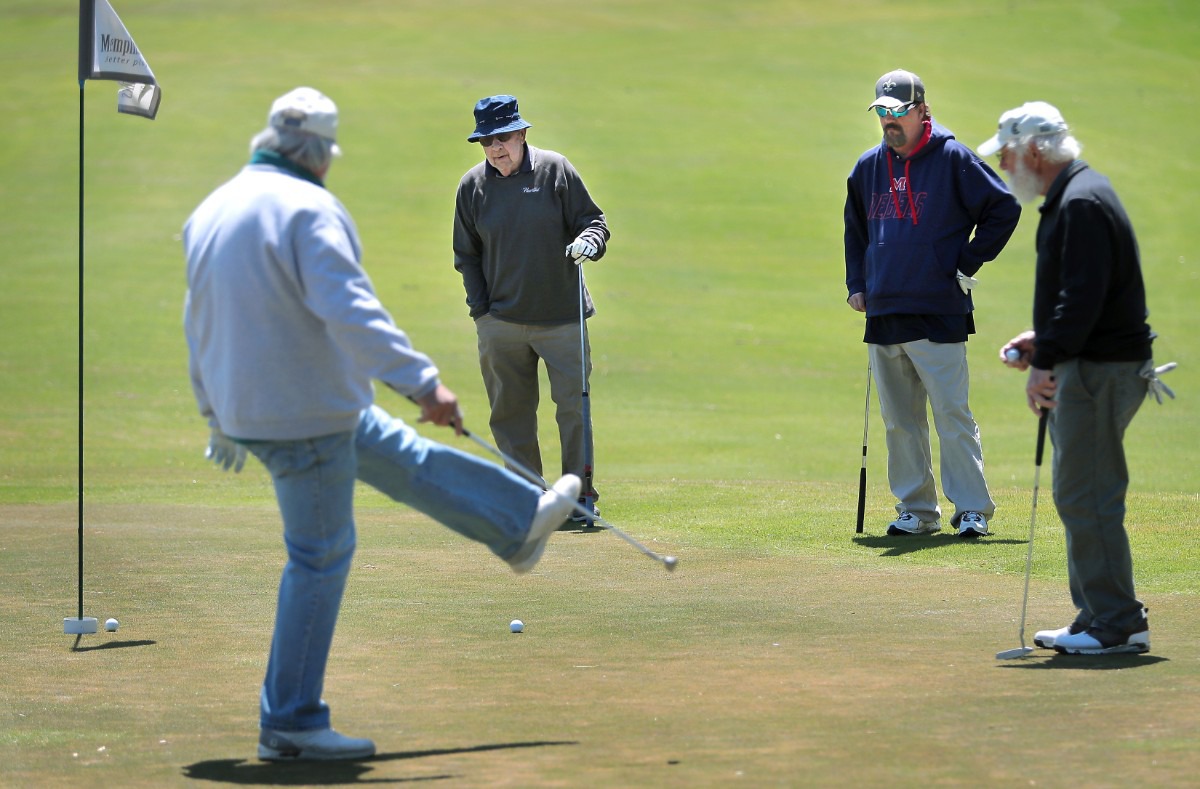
2, 1, 1198, 786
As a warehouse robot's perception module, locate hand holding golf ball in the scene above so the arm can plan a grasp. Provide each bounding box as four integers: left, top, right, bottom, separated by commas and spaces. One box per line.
1004, 348, 1021, 362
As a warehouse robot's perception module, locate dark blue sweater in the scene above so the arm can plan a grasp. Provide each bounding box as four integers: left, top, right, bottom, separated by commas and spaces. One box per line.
844, 122, 1020, 317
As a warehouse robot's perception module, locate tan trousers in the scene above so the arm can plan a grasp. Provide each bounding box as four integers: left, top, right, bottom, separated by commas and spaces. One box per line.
869, 340, 995, 526
475, 314, 592, 490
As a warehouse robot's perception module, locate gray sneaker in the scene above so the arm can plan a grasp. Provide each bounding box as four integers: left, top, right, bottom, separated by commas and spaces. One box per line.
886, 512, 941, 536
258, 728, 376, 761
569, 495, 599, 525
956, 511, 988, 538
508, 474, 581, 573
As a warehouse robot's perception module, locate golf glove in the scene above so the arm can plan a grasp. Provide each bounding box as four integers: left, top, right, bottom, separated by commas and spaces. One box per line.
1139, 361, 1178, 405
206, 429, 246, 473
956, 270, 979, 295
566, 237, 597, 262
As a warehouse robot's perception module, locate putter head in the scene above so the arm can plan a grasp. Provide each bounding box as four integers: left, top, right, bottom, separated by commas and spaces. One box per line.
995, 646, 1035, 660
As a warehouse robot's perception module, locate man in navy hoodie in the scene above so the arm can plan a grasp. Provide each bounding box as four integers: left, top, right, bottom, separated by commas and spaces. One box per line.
844, 69, 1021, 538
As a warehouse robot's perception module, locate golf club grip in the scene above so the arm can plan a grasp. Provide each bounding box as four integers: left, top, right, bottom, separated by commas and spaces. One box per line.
855, 466, 866, 533
582, 391, 593, 492
1035, 409, 1048, 466
856, 360, 871, 534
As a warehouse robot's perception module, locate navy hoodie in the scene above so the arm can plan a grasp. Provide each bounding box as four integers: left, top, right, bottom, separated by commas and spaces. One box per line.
844, 121, 1020, 317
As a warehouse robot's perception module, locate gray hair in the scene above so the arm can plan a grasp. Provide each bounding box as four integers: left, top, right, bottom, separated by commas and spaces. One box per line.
250, 126, 336, 174
1016, 131, 1083, 165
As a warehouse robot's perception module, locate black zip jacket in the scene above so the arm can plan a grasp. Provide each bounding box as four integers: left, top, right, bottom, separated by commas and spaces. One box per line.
1032, 161, 1153, 369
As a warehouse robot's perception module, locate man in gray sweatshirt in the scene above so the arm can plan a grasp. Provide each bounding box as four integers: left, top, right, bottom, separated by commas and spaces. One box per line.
184, 87, 580, 762
454, 95, 610, 522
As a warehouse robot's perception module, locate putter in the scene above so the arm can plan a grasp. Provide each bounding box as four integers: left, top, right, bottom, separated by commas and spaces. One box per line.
458, 423, 677, 572
855, 360, 872, 534
996, 408, 1049, 660
577, 260, 596, 526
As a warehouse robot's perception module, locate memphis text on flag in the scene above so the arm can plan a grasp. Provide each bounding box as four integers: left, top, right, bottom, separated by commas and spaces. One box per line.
78, 0, 161, 119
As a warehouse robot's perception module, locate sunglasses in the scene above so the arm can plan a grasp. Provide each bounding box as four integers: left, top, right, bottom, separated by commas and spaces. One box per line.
477, 131, 519, 147
875, 102, 919, 118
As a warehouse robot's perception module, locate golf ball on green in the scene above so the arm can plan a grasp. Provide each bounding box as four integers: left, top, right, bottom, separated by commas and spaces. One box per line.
105, 618, 119, 632
509, 619, 524, 633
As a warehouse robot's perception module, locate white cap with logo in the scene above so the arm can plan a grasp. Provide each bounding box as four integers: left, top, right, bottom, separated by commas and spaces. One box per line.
269, 87, 341, 156
978, 101, 1067, 156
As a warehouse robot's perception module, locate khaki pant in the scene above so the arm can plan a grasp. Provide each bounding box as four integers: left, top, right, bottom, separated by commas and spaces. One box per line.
475, 314, 593, 491
870, 340, 994, 526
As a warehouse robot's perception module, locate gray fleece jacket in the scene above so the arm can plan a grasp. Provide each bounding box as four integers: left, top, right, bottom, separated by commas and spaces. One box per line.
184, 160, 439, 440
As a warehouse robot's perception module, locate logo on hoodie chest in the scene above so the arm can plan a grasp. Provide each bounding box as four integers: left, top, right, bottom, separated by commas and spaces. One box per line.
868, 185, 928, 221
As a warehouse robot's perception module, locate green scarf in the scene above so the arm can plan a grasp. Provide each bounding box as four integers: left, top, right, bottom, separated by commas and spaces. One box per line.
249, 150, 324, 188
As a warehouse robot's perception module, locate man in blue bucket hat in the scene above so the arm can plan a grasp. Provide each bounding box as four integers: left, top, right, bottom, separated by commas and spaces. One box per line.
454, 95, 611, 524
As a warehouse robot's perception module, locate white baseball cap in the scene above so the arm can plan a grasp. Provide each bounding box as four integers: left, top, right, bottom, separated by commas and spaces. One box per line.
269, 87, 341, 155
978, 101, 1068, 156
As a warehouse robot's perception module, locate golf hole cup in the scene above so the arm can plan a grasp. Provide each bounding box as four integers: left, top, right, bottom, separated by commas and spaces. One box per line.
509, 619, 524, 633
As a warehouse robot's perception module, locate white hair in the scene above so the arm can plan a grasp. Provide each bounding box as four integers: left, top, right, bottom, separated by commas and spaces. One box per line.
250, 126, 335, 174
1014, 131, 1083, 164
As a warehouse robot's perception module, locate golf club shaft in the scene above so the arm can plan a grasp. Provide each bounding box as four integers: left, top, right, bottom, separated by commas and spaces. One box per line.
855, 360, 872, 534
1015, 409, 1049, 648
578, 261, 595, 520
458, 425, 675, 568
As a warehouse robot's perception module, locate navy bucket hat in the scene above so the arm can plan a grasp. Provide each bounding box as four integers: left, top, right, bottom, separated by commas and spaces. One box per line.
466, 95, 532, 142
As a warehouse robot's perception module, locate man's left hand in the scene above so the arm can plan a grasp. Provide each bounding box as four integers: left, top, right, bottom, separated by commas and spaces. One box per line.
206, 429, 246, 472
1025, 367, 1057, 416
566, 237, 597, 262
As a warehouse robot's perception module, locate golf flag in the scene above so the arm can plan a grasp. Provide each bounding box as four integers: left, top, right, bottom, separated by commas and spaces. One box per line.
78, 0, 161, 119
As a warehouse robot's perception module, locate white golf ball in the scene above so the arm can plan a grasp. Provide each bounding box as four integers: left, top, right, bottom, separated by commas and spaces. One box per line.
509, 619, 524, 633
1005, 348, 1021, 362
104, 618, 119, 632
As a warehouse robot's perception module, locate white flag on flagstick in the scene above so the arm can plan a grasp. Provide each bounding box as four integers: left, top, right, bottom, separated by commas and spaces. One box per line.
78, 0, 161, 119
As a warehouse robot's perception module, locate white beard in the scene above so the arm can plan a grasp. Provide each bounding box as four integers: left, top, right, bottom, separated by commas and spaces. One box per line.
1010, 156, 1043, 204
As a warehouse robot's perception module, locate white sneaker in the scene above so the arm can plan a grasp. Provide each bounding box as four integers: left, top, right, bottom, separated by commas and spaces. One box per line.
258, 727, 376, 761
508, 474, 581, 574
957, 511, 988, 538
886, 512, 941, 536
1053, 629, 1150, 655
1033, 623, 1083, 649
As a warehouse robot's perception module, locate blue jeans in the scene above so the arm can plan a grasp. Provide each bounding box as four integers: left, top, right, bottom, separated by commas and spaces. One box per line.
247, 405, 541, 732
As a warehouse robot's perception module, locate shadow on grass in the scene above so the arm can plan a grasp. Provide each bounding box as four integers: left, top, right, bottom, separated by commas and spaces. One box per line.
556, 523, 604, 534
997, 653, 1168, 670
182, 740, 577, 785
853, 534, 1026, 557
70, 638, 157, 652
